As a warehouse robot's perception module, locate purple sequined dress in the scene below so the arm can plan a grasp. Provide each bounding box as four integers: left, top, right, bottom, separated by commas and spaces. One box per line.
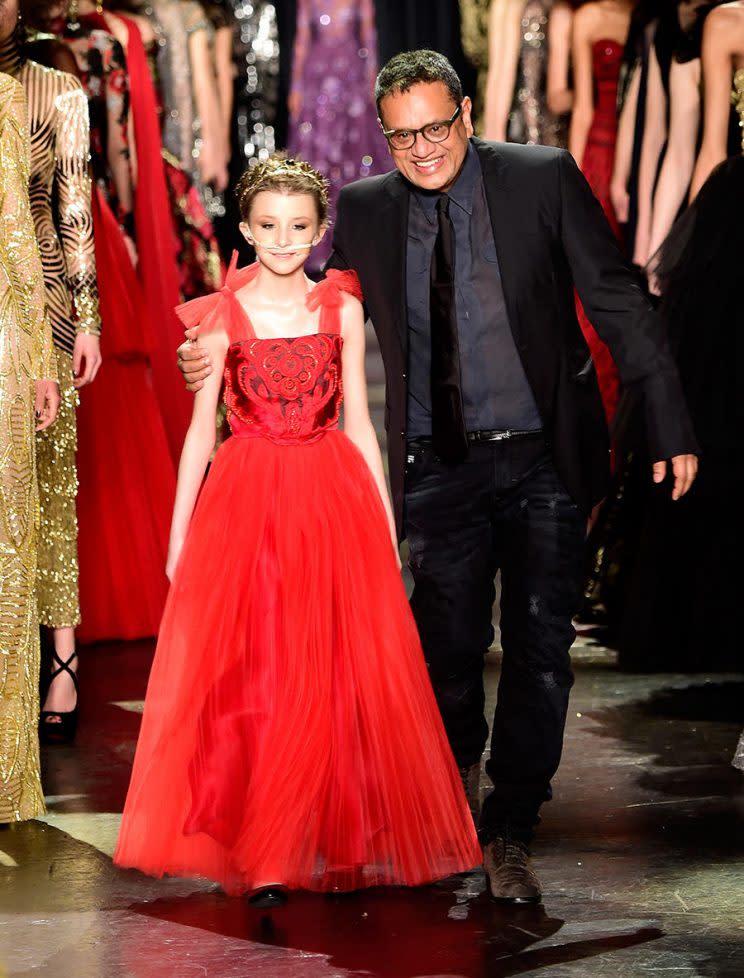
288, 0, 389, 272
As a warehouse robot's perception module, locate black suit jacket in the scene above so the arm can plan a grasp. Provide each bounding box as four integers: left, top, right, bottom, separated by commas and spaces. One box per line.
326, 138, 697, 537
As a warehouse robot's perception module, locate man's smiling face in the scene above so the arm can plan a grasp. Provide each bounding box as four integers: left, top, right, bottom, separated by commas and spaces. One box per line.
378, 81, 473, 194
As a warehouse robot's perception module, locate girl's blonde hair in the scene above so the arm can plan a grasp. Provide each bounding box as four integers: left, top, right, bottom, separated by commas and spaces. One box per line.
236, 154, 330, 224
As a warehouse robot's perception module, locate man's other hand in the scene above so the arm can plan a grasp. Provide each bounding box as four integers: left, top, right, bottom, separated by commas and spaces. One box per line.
652, 455, 698, 501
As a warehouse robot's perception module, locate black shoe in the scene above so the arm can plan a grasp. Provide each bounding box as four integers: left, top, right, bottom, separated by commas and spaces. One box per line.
248, 886, 288, 909
39, 649, 79, 745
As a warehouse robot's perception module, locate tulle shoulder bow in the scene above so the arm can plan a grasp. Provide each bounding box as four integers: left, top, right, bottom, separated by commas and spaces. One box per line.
175, 252, 259, 339
306, 268, 364, 312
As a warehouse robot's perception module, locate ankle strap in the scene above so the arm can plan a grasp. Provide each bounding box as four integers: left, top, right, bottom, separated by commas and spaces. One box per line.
49, 648, 79, 688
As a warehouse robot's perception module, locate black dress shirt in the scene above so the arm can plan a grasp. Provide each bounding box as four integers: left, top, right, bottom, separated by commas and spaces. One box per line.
406, 142, 542, 438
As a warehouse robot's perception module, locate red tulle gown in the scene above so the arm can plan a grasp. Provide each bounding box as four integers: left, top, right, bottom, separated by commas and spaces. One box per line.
114, 259, 481, 893
576, 39, 624, 425
76, 190, 175, 643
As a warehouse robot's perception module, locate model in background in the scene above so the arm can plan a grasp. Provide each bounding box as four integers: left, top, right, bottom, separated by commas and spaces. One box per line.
216, 0, 280, 260
643, 0, 736, 278
287, 0, 390, 273
569, 0, 633, 424
25, 0, 178, 646
459, 0, 491, 129
0, 71, 59, 819
484, 0, 571, 146
600, 158, 742, 672
5, 3, 100, 742
689, 1, 744, 196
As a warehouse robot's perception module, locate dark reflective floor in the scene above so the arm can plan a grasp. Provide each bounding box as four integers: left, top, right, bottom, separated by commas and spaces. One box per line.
1, 641, 743, 978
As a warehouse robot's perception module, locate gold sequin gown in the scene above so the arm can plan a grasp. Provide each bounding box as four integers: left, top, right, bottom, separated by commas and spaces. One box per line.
0, 73, 57, 822
0, 28, 101, 631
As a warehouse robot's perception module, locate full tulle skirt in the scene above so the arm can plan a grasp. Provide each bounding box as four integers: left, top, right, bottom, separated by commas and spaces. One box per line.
115, 431, 480, 893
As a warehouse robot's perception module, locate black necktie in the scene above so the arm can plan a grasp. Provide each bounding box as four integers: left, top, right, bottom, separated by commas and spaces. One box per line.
430, 195, 468, 463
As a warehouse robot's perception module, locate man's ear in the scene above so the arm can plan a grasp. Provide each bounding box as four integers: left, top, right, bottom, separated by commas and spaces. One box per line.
461, 96, 475, 138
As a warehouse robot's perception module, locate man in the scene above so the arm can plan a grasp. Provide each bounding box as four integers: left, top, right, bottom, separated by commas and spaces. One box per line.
177, 50, 698, 903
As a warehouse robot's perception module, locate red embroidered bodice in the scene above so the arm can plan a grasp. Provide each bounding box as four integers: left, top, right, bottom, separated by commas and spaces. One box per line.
176, 254, 363, 445
224, 333, 343, 443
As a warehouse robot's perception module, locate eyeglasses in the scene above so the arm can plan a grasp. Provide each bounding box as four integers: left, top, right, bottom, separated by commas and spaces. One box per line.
381, 104, 463, 151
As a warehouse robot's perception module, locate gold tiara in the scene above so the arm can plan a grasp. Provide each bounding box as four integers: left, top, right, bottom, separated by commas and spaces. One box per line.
237, 156, 330, 211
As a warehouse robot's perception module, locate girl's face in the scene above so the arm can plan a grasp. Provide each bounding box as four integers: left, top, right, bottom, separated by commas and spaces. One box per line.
241, 190, 325, 275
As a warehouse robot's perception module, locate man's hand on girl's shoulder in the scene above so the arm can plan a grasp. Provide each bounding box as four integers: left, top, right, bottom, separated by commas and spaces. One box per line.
177, 337, 212, 393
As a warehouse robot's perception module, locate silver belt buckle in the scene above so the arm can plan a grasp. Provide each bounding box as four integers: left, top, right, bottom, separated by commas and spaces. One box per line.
492, 430, 511, 441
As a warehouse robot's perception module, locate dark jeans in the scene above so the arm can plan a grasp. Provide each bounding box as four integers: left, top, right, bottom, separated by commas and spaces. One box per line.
404, 436, 586, 845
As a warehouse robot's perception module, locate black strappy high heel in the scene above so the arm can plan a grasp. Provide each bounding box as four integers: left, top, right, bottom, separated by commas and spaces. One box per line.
39, 649, 79, 745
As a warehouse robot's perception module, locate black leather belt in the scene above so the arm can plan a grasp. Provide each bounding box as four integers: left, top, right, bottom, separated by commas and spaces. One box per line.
467, 428, 543, 444
409, 429, 543, 447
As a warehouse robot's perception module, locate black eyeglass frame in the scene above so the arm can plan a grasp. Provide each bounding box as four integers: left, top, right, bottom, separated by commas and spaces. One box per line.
381, 104, 463, 151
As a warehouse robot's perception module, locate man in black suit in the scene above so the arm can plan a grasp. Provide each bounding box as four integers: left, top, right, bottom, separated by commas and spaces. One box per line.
177, 50, 697, 903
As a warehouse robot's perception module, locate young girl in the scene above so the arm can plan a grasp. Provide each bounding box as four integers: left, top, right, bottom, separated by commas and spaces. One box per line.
114, 156, 481, 905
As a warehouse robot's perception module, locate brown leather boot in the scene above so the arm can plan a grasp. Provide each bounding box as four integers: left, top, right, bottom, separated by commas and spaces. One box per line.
458, 762, 481, 823
482, 836, 542, 903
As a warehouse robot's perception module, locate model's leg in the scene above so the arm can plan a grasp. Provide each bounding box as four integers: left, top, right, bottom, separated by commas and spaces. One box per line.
37, 354, 80, 737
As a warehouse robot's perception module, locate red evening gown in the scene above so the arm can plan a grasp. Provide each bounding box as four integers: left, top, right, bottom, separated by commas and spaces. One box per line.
121, 15, 193, 462
576, 39, 624, 425
66, 20, 176, 642
114, 259, 481, 893
76, 187, 175, 643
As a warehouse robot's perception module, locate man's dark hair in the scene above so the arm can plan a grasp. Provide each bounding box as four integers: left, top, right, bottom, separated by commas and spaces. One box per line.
375, 50, 463, 119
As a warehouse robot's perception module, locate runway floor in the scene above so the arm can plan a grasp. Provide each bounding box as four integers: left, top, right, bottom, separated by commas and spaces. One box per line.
2, 639, 743, 978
